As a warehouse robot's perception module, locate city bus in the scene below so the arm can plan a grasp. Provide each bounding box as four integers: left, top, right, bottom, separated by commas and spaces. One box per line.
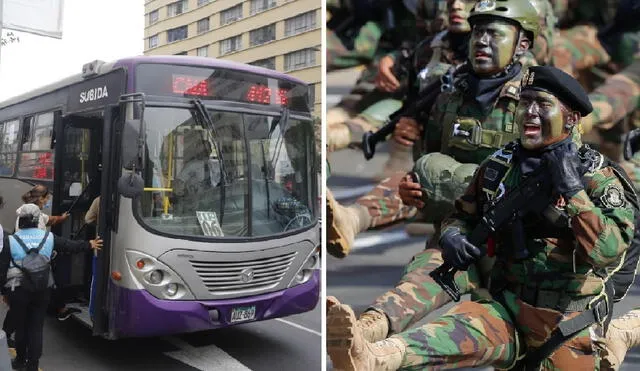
0, 55, 319, 339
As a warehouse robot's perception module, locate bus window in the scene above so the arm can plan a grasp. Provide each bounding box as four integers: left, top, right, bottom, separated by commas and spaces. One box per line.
20, 116, 34, 151
18, 112, 55, 180
0, 119, 19, 176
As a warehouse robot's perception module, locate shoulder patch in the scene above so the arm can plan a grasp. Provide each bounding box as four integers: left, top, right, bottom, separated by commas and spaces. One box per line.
600, 184, 626, 208
499, 80, 520, 100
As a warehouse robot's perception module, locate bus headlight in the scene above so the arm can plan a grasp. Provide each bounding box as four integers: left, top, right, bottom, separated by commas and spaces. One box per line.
126, 250, 194, 300
148, 270, 164, 285
289, 247, 320, 286
164, 283, 179, 297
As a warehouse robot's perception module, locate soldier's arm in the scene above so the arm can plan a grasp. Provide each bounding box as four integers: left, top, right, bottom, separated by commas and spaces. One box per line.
565, 167, 635, 267
441, 164, 484, 236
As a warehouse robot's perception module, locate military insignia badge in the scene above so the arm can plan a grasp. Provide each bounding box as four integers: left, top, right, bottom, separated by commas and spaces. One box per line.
475, 0, 496, 11
600, 184, 626, 208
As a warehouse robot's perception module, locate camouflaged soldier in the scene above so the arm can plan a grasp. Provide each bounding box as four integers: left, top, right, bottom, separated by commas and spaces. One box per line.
326, 0, 430, 133
327, 0, 476, 179
327, 65, 636, 371
327, 0, 540, 258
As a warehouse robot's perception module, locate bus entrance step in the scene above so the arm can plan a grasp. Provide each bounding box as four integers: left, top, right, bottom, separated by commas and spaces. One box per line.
66, 303, 92, 328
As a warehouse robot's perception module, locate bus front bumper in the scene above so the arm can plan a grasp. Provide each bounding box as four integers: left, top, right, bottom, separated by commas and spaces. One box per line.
110, 270, 319, 337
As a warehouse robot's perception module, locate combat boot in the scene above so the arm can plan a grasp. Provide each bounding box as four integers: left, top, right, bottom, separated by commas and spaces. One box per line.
327, 189, 371, 258
358, 309, 390, 343
328, 303, 405, 371
601, 308, 640, 370
327, 106, 353, 127
327, 122, 352, 152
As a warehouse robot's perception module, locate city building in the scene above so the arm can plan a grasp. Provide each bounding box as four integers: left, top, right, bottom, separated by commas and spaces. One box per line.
144, 0, 321, 114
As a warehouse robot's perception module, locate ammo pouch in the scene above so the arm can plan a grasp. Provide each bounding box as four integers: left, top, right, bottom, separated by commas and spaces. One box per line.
447, 117, 519, 152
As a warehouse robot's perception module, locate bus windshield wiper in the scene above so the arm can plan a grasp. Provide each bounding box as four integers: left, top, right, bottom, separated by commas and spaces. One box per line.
269, 106, 290, 168
191, 98, 227, 223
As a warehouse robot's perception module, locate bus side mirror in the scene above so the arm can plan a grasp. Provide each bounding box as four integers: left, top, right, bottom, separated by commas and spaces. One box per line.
118, 172, 144, 198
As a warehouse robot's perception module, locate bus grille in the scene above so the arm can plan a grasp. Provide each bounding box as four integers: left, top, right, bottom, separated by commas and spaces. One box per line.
190, 251, 298, 295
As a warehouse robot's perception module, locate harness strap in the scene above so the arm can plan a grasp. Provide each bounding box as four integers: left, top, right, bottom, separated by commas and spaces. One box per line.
522, 282, 614, 371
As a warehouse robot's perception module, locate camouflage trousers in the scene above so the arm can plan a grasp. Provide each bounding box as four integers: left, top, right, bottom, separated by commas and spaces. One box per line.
369, 247, 482, 334
390, 292, 599, 370
355, 171, 417, 228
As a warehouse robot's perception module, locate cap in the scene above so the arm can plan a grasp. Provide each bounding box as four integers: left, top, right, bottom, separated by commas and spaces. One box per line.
16, 203, 41, 219
520, 66, 593, 116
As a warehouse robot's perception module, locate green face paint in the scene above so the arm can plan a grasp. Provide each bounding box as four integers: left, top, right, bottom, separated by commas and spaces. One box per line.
468, 20, 519, 76
517, 89, 569, 150
447, 0, 476, 33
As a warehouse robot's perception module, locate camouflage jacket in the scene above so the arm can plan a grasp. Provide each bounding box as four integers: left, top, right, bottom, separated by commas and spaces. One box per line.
416, 65, 525, 165
442, 143, 636, 299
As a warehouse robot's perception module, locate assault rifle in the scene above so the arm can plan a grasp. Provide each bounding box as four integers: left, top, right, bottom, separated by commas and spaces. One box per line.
361, 77, 442, 160
624, 128, 640, 161
430, 166, 553, 302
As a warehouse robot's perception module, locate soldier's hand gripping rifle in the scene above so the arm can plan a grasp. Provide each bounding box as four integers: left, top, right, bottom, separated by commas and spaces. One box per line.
362, 77, 442, 160
430, 167, 553, 302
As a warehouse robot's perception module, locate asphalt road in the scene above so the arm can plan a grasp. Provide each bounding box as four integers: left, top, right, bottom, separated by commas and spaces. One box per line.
326, 68, 640, 370
0, 296, 320, 371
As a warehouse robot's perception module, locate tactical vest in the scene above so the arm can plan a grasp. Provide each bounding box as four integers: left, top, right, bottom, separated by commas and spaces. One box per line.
438, 79, 521, 165
482, 143, 640, 304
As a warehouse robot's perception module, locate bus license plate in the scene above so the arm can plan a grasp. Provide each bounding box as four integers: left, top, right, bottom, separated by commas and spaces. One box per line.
230, 306, 256, 323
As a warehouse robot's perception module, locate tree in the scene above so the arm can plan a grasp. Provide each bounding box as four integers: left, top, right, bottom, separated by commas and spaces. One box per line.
1, 31, 19, 46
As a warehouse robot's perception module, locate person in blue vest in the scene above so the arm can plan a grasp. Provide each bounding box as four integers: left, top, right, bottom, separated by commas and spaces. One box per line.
0, 203, 102, 371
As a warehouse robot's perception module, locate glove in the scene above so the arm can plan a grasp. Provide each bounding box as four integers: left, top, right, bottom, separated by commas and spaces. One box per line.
440, 228, 482, 270
543, 142, 584, 199
624, 128, 640, 161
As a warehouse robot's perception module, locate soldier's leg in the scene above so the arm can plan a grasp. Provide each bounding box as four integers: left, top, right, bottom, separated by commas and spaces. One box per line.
326, 173, 416, 257
327, 299, 519, 371
600, 307, 640, 370
360, 247, 483, 341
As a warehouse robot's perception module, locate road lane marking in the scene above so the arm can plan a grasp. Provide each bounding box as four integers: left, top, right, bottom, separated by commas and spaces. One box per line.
163, 337, 251, 371
274, 318, 321, 337
352, 230, 411, 251
331, 184, 374, 201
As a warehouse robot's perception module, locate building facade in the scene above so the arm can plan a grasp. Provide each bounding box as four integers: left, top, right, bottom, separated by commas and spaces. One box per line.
144, 0, 321, 114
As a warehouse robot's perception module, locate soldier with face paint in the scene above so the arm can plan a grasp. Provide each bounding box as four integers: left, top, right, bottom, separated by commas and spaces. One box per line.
327, 0, 545, 258
327, 65, 636, 371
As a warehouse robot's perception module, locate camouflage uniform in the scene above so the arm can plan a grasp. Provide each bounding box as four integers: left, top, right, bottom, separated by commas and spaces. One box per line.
368, 137, 635, 370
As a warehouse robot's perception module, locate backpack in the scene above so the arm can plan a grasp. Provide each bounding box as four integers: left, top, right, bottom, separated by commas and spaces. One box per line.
9, 231, 52, 292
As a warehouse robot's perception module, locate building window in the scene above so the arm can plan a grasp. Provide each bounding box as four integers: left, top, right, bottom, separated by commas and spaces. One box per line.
284, 48, 316, 71
285, 11, 317, 37
197, 46, 208, 57
198, 0, 211, 6
167, 0, 188, 17
167, 26, 188, 43
219, 35, 242, 55
308, 84, 316, 107
221, 4, 243, 25
148, 34, 159, 48
250, 57, 276, 70
249, 24, 275, 46
197, 17, 210, 34
250, 0, 276, 15
148, 9, 159, 25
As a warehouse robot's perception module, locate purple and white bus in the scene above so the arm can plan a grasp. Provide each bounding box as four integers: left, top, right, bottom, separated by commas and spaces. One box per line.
0, 56, 320, 339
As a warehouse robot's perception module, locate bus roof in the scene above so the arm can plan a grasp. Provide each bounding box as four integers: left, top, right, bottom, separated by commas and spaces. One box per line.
0, 55, 308, 110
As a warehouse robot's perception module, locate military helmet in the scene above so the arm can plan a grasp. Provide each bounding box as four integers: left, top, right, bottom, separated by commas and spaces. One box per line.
468, 0, 540, 45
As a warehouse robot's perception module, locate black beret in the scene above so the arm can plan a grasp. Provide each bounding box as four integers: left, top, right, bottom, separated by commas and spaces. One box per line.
520, 66, 593, 116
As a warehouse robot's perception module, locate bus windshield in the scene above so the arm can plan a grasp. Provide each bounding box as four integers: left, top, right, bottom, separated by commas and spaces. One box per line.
130, 106, 316, 238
